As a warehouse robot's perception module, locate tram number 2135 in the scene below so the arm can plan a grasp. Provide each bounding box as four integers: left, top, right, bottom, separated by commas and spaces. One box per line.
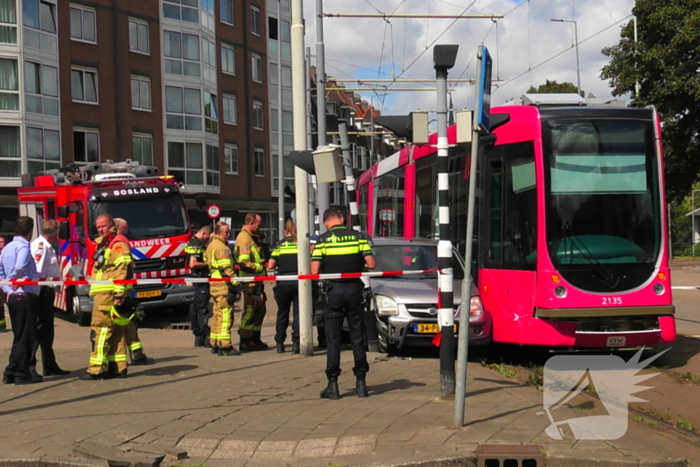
602, 296, 623, 305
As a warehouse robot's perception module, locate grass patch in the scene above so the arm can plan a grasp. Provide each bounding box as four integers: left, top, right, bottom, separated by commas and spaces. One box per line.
676, 418, 699, 432
651, 367, 700, 385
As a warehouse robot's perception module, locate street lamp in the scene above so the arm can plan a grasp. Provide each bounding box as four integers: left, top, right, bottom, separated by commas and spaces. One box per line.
551, 18, 581, 97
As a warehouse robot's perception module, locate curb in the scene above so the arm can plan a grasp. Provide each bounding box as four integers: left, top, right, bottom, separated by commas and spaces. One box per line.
0, 457, 107, 467
545, 454, 687, 467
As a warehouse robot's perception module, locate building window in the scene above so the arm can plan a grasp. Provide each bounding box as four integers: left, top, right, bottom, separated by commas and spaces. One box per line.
204, 91, 217, 135
164, 30, 200, 77
69, 5, 95, 43
27, 127, 60, 174
253, 100, 263, 130
281, 0, 289, 12
130, 75, 150, 111
0, 126, 20, 177
71, 67, 98, 104
23, 0, 56, 52
0, 58, 18, 111
168, 141, 203, 186
220, 0, 233, 25
254, 147, 264, 176
24, 61, 58, 116
224, 144, 238, 174
221, 44, 235, 75
249, 5, 260, 35
251, 53, 262, 83
0, 0, 18, 44
132, 133, 153, 166
202, 37, 216, 82
73, 128, 99, 163
162, 0, 197, 23
128, 17, 149, 54
223, 94, 236, 125
206, 144, 219, 187
165, 86, 201, 131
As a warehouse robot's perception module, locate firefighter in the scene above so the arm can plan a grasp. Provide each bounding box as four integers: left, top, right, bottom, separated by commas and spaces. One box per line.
235, 213, 268, 352
185, 225, 213, 347
311, 207, 376, 400
114, 218, 154, 366
80, 214, 133, 380
204, 221, 241, 356
268, 219, 299, 354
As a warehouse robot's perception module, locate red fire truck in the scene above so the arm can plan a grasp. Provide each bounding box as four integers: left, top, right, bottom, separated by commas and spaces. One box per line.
17, 161, 194, 326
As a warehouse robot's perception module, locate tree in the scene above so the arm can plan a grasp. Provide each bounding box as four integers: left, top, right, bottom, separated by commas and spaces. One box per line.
526, 80, 580, 94
601, 0, 700, 202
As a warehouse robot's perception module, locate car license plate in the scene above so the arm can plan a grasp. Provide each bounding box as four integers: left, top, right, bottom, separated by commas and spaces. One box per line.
414, 323, 457, 333
137, 290, 162, 299
606, 336, 626, 348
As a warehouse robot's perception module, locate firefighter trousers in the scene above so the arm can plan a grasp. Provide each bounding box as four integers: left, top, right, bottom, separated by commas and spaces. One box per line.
239, 289, 266, 339
88, 293, 127, 375
125, 322, 144, 359
210, 295, 233, 349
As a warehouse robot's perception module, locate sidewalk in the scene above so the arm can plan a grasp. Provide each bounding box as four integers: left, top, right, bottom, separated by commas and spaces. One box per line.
0, 322, 697, 467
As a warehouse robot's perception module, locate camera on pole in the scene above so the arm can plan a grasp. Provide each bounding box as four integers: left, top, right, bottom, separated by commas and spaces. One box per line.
374, 112, 430, 145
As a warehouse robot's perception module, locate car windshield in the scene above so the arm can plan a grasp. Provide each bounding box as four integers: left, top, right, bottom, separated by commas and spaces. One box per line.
89, 194, 189, 240
373, 244, 464, 280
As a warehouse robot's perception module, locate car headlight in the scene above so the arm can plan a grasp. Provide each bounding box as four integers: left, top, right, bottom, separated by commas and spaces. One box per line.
375, 294, 399, 316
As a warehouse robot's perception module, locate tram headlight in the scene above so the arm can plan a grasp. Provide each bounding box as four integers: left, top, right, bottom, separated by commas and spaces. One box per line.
554, 286, 567, 298
375, 295, 399, 316
653, 283, 665, 295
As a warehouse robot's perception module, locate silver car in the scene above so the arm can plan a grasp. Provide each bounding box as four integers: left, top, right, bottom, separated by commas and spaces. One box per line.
367, 238, 491, 354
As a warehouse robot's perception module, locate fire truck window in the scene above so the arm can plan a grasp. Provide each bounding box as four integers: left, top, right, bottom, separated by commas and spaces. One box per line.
47, 199, 55, 219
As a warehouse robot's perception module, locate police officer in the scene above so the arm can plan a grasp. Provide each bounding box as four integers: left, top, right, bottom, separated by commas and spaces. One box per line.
268, 219, 300, 354
311, 208, 376, 400
80, 214, 133, 380
30, 220, 69, 377
204, 221, 241, 356
185, 225, 213, 347
235, 213, 268, 351
0, 235, 7, 333
114, 218, 153, 366
1, 217, 43, 385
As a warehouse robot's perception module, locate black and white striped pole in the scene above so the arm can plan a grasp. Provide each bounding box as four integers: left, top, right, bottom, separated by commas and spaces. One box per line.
338, 120, 361, 232
434, 44, 459, 398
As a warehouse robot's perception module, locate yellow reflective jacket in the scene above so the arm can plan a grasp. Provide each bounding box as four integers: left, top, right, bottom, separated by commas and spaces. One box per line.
89, 233, 133, 299
204, 235, 236, 296
235, 227, 266, 279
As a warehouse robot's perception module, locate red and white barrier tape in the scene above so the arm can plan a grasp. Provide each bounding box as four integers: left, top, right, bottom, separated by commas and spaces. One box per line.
0, 268, 442, 287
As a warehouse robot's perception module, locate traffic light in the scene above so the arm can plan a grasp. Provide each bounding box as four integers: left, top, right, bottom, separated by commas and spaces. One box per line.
374, 111, 429, 144
288, 150, 315, 174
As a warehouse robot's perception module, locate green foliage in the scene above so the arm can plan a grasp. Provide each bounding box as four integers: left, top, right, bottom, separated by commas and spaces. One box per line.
601, 0, 700, 202
526, 80, 580, 95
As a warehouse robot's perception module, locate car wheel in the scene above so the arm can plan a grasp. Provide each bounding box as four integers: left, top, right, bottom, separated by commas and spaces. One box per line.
71, 294, 91, 327
377, 335, 398, 356
77, 311, 92, 327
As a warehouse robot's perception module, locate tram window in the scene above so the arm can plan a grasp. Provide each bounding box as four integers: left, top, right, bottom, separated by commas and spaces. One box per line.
375, 167, 405, 237
484, 142, 537, 270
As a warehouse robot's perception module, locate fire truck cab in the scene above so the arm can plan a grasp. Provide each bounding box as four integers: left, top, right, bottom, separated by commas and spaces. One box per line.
17, 160, 195, 326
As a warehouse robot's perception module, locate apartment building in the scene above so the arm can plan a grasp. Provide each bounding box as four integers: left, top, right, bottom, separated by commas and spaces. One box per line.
0, 0, 278, 236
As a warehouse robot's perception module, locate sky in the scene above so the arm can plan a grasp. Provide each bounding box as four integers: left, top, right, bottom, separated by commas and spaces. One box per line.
300, 0, 635, 117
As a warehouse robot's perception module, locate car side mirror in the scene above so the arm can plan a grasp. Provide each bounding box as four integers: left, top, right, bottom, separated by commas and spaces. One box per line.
58, 221, 69, 240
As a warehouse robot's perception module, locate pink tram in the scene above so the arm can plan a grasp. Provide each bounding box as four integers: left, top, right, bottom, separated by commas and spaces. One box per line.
358, 104, 676, 349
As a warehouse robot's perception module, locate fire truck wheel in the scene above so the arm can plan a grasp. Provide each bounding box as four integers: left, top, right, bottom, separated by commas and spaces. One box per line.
77, 312, 92, 327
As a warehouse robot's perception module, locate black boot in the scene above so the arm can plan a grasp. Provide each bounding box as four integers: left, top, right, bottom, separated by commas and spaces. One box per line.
276, 342, 285, 353
356, 377, 369, 398
320, 378, 340, 400
218, 347, 240, 356
194, 335, 204, 347
132, 349, 155, 365
254, 331, 269, 349
28, 366, 43, 382
291, 342, 300, 355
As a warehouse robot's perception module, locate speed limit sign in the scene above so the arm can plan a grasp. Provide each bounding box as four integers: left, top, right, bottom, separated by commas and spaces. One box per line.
206, 204, 221, 219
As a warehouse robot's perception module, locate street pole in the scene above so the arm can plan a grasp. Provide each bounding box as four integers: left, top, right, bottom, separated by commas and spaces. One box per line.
316, 0, 330, 231
574, 20, 581, 97
276, 0, 284, 240
338, 120, 361, 232
455, 47, 486, 427
434, 45, 458, 399
291, 0, 313, 356
633, 16, 640, 98
306, 46, 315, 235
693, 192, 697, 258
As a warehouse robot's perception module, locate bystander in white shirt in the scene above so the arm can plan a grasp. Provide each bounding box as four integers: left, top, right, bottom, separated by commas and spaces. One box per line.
30, 235, 60, 282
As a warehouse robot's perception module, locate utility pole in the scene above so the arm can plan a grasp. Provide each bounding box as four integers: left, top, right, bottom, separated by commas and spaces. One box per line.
338, 120, 361, 232
434, 44, 459, 398
316, 0, 330, 231
291, 0, 313, 355
633, 16, 640, 98
551, 19, 581, 96
276, 0, 284, 240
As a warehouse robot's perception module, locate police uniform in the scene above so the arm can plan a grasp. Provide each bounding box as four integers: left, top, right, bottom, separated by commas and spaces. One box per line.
311, 225, 373, 391
30, 235, 64, 375
84, 230, 133, 378
204, 234, 239, 355
185, 235, 211, 347
270, 237, 299, 353
235, 227, 268, 350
